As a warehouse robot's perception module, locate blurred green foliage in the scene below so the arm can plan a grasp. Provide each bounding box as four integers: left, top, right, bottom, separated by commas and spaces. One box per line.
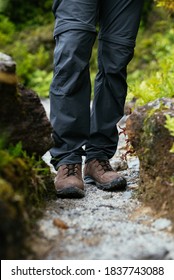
0, 0, 53, 26
0, 0, 174, 105
0, 1, 54, 97
127, 12, 174, 106
155, 0, 174, 13
0, 14, 15, 45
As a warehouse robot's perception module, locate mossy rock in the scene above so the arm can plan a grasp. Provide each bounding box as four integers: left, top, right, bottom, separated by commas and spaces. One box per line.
0, 177, 29, 259
0, 153, 55, 259
126, 98, 174, 228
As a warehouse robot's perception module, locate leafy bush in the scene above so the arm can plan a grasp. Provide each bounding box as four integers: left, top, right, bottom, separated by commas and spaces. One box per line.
127, 10, 174, 106
5, 42, 50, 87
0, 17, 53, 97
28, 70, 53, 98
1, 1, 174, 102
0, 15, 15, 45
0, 0, 9, 13
1, 0, 53, 26
156, 0, 174, 12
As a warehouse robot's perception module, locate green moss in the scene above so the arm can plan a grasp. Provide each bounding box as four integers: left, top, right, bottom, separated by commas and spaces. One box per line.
0, 176, 28, 259
165, 115, 174, 152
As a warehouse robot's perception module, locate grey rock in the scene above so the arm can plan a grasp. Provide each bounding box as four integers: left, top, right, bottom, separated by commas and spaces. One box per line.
152, 218, 172, 230
0, 56, 54, 156
0, 52, 16, 73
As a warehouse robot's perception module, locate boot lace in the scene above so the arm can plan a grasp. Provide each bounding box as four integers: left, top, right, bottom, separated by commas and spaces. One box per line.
66, 164, 78, 176
99, 160, 113, 172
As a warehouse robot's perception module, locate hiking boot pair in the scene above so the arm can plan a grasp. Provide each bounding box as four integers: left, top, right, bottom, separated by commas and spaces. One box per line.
54, 159, 127, 198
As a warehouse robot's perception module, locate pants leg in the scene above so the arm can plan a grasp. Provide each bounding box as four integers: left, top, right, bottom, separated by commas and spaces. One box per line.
85, 0, 144, 161
50, 0, 98, 169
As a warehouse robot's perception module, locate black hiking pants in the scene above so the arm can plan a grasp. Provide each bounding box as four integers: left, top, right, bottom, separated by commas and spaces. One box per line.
50, 0, 144, 169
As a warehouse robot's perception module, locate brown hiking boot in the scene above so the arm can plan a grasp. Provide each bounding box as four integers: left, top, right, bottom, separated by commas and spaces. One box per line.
54, 164, 85, 198
84, 159, 127, 191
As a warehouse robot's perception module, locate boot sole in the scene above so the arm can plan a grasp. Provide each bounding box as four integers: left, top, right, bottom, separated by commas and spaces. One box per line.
56, 186, 85, 199
84, 176, 127, 192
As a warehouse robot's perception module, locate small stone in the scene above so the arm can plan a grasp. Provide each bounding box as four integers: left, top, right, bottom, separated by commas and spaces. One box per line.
53, 218, 69, 230
152, 218, 172, 230
38, 220, 59, 239
0, 53, 13, 62
0, 52, 16, 73
112, 159, 128, 171
102, 194, 113, 200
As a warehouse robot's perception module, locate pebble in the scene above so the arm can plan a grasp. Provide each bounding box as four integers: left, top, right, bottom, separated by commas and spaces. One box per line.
152, 218, 172, 230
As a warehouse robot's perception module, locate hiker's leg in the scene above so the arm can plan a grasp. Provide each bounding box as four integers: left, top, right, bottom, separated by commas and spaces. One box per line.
50, 0, 98, 169
85, 0, 144, 161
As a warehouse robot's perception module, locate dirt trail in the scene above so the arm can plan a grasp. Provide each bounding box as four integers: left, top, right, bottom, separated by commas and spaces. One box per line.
32, 100, 174, 260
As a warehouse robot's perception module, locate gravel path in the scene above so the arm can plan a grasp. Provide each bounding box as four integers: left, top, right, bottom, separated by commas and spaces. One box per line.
32, 99, 174, 260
